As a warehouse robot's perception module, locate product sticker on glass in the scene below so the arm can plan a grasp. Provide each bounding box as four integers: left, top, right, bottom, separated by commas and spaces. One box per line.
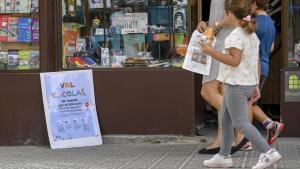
122, 13, 148, 34
173, 5, 187, 33
285, 71, 300, 102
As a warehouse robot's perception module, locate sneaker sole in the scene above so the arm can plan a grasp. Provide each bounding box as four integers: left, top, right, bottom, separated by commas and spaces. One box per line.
268, 124, 285, 145
204, 163, 233, 168
262, 154, 282, 169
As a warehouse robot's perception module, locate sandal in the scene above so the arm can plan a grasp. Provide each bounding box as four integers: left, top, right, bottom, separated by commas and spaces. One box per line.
240, 141, 253, 151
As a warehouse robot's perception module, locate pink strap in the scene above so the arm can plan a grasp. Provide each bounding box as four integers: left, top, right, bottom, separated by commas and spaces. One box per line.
243, 15, 251, 22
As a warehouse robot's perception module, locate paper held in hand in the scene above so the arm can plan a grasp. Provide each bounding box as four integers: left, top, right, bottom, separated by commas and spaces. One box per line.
182, 30, 214, 75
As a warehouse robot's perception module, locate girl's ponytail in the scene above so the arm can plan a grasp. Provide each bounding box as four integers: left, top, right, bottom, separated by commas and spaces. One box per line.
240, 17, 256, 34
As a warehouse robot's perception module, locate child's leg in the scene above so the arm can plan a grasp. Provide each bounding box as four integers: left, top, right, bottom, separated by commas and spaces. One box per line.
219, 89, 234, 156
226, 85, 271, 153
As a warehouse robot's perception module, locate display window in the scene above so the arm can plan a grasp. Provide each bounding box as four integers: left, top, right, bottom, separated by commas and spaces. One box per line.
288, 0, 300, 67
0, 0, 39, 71
61, 0, 190, 69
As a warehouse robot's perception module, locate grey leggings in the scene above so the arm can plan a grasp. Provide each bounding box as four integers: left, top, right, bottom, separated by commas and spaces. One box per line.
219, 84, 271, 156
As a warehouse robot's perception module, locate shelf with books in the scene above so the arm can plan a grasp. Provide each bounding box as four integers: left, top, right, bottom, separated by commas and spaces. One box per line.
60, 0, 190, 69
0, 42, 39, 51
0, 0, 40, 71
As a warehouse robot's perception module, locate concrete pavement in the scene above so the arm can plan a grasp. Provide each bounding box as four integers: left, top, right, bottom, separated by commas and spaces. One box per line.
0, 138, 299, 169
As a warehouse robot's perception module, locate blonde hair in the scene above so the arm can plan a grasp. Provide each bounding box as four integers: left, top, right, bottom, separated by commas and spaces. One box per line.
225, 0, 256, 34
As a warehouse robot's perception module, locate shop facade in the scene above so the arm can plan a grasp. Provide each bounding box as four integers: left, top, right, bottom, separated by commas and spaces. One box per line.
280, 0, 300, 137
0, 0, 206, 145
0, 0, 298, 145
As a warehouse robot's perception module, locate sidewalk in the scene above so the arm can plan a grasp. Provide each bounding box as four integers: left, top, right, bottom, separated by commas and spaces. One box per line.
0, 138, 299, 169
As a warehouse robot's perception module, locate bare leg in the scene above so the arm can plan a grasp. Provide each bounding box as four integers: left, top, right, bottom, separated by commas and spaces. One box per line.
253, 105, 269, 123
201, 80, 223, 148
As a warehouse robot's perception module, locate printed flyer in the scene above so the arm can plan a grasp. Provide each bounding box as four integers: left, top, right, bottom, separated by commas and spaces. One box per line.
182, 30, 212, 75
40, 70, 102, 149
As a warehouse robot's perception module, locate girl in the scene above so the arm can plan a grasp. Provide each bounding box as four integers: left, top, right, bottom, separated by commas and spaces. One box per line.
201, 0, 281, 168
197, 0, 249, 155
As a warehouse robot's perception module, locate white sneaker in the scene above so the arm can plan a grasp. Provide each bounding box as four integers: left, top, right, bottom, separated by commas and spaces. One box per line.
252, 149, 282, 169
203, 153, 233, 168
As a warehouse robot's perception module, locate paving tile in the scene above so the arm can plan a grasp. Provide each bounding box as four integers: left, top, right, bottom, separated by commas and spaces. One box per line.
0, 138, 299, 169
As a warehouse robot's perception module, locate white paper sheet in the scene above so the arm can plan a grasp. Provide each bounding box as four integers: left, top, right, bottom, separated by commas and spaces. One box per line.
182, 30, 213, 75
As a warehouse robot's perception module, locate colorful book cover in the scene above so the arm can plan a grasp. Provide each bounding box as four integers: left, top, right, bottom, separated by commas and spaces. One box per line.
173, 6, 188, 33
29, 50, 39, 69
5, 0, 12, 13
0, 51, 8, 69
0, 0, 6, 13
10, 0, 17, 13
31, 19, 38, 42
0, 15, 9, 41
18, 50, 30, 69
8, 17, 18, 42
110, 11, 125, 34
123, 34, 145, 57
15, 0, 31, 13
7, 50, 19, 70
30, 0, 38, 13
18, 17, 32, 42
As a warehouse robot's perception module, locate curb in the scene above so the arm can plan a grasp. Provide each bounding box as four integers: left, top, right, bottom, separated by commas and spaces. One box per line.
102, 135, 212, 145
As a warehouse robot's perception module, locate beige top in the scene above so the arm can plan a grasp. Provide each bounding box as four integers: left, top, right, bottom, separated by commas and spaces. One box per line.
217, 27, 260, 86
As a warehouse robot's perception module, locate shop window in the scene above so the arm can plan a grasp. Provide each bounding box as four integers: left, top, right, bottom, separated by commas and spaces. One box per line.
61, 0, 191, 69
0, 0, 40, 71
288, 0, 300, 67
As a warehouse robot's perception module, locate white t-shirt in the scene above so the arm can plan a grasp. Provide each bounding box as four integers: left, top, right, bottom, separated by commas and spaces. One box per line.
217, 27, 260, 86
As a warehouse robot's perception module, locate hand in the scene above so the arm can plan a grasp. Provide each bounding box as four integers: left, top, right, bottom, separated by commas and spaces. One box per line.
251, 86, 261, 102
197, 21, 208, 33
199, 42, 214, 55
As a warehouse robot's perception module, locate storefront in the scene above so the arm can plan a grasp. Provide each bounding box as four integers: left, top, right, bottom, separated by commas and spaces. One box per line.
281, 0, 300, 137
0, 0, 296, 145
0, 0, 206, 145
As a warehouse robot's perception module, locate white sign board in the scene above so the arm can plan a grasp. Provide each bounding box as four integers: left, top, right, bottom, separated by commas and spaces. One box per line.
40, 70, 102, 149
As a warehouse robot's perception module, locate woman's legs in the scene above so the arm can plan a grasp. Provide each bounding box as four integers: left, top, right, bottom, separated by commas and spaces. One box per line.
201, 80, 223, 148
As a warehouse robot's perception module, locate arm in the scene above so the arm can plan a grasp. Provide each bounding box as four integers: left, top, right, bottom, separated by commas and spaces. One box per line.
201, 44, 242, 67
270, 42, 274, 52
